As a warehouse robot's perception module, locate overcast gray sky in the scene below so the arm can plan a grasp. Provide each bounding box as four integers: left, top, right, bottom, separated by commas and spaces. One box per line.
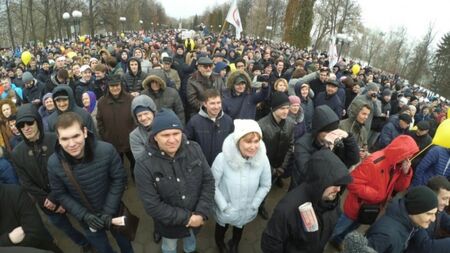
158, 0, 449, 43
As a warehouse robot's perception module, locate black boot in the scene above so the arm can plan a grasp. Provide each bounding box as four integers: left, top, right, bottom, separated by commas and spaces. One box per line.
227, 239, 238, 253
153, 231, 161, 243
215, 223, 229, 253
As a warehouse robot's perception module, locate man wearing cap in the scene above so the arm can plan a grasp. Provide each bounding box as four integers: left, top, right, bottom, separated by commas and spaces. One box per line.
47, 85, 97, 135
347, 82, 382, 139
122, 57, 147, 96
161, 56, 181, 91
47, 112, 133, 253
135, 108, 215, 253
367, 186, 438, 253
185, 89, 234, 166
407, 120, 432, 168
377, 112, 412, 149
261, 149, 353, 253
22, 71, 45, 106
314, 80, 344, 119
11, 104, 92, 252
74, 65, 96, 107
291, 105, 359, 189
186, 56, 226, 118
96, 74, 136, 179
406, 176, 450, 253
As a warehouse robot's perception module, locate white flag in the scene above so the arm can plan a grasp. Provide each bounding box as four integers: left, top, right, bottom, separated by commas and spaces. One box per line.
328, 36, 338, 69
226, 0, 243, 39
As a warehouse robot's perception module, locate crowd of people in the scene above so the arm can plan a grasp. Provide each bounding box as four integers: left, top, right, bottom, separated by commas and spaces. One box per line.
0, 29, 449, 253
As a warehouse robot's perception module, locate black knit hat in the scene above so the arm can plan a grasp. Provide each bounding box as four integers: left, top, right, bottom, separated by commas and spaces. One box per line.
270, 92, 290, 111
151, 108, 183, 136
416, 121, 430, 131
399, 113, 412, 124
405, 186, 438, 215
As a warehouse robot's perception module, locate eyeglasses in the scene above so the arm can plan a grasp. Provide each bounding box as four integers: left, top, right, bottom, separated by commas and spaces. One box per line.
17, 121, 35, 128
201, 65, 213, 69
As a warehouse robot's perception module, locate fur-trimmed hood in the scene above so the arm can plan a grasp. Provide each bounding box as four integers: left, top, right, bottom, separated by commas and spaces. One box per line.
142, 73, 167, 90
226, 70, 252, 91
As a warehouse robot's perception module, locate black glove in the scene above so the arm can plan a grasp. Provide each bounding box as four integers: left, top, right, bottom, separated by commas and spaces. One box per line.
83, 213, 104, 230
99, 214, 112, 230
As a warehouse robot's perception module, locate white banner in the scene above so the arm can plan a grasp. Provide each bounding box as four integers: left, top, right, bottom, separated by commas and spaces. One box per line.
225, 0, 243, 39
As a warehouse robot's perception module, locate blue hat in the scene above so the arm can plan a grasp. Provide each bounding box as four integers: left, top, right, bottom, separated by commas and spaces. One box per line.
214, 61, 228, 73
151, 108, 182, 136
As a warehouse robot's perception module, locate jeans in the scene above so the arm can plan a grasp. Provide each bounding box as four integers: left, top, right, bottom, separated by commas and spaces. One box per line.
47, 212, 89, 246
81, 224, 134, 253
330, 213, 361, 244
161, 229, 196, 253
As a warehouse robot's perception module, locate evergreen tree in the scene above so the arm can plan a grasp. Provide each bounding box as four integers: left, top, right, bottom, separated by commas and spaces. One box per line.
432, 32, 450, 98
283, 0, 315, 49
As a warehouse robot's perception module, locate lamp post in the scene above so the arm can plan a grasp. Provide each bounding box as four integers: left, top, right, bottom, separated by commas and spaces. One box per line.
62, 12, 71, 39
72, 10, 82, 39
119, 17, 126, 33
139, 20, 143, 30
151, 22, 154, 32
336, 33, 353, 60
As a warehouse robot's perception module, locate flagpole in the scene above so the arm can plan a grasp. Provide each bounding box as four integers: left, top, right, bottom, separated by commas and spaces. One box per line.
213, 18, 228, 52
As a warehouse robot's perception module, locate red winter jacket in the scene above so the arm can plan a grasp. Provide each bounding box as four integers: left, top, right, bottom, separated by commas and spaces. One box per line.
343, 135, 419, 220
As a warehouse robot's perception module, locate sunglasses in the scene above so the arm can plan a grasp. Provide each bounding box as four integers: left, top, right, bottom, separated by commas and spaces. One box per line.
201, 65, 213, 69
17, 121, 35, 128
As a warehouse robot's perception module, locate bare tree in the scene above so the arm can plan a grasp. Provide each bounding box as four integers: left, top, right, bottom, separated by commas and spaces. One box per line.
5, 0, 16, 48
405, 25, 435, 85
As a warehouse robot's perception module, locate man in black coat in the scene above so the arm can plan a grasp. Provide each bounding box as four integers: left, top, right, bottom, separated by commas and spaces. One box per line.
185, 88, 234, 166
261, 149, 352, 253
21, 71, 45, 106
47, 112, 132, 253
135, 108, 215, 253
11, 104, 91, 252
0, 184, 62, 253
290, 105, 359, 189
314, 80, 344, 119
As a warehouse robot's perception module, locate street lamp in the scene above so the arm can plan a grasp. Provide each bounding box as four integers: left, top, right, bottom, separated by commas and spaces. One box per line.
336, 33, 353, 59
119, 17, 126, 32
72, 10, 82, 39
62, 12, 71, 39
139, 20, 143, 30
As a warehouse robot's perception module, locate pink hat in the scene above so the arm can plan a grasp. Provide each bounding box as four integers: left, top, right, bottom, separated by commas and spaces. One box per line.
289, 95, 301, 105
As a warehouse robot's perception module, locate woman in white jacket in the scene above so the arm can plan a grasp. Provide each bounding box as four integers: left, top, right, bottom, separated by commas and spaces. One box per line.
212, 119, 272, 253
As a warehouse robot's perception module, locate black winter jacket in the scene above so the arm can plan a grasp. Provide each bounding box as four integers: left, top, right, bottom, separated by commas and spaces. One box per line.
258, 113, 295, 169
47, 85, 97, 135
47, 133, 127, 221
122, 57, 147, 93
134, 137, 215, 238
11, 104, 58, 213
367, 197, 419, 253
261, 150, 352, 253
291, 105, 359, 188
0, 184, 61, 252
185, 107, 234, 166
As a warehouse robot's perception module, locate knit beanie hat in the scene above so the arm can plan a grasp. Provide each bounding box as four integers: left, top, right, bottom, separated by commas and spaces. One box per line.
271, 92, 290, 111
42, 93, 53, 103
233, 119, 262, 144
382, 89, 392, 97
288, 95, 301, 106
22, 71, 34, 83
366, 82, 379, 92
405, 186, 438, 215
134, 105, 154, 116
343, 232, 377, 253
399, 113, 412, 124
150, 108, 183, 136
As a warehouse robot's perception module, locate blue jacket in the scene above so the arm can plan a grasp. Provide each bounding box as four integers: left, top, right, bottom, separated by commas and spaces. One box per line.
412, 146, 450, 187
314, 91, 343, 119
367, 197, 419, 253
0, 157, 19, 184
406, 211, 450, 253
222, 70, 269, 120
185, 107, 234, 166
377, 116, 408, 149
47, 133, 127, 221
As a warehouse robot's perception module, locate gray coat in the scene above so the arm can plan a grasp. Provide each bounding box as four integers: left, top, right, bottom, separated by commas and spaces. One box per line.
129, 95, 157, 160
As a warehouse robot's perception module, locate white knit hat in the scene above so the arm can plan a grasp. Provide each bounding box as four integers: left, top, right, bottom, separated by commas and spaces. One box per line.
233, 119, 262, 144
